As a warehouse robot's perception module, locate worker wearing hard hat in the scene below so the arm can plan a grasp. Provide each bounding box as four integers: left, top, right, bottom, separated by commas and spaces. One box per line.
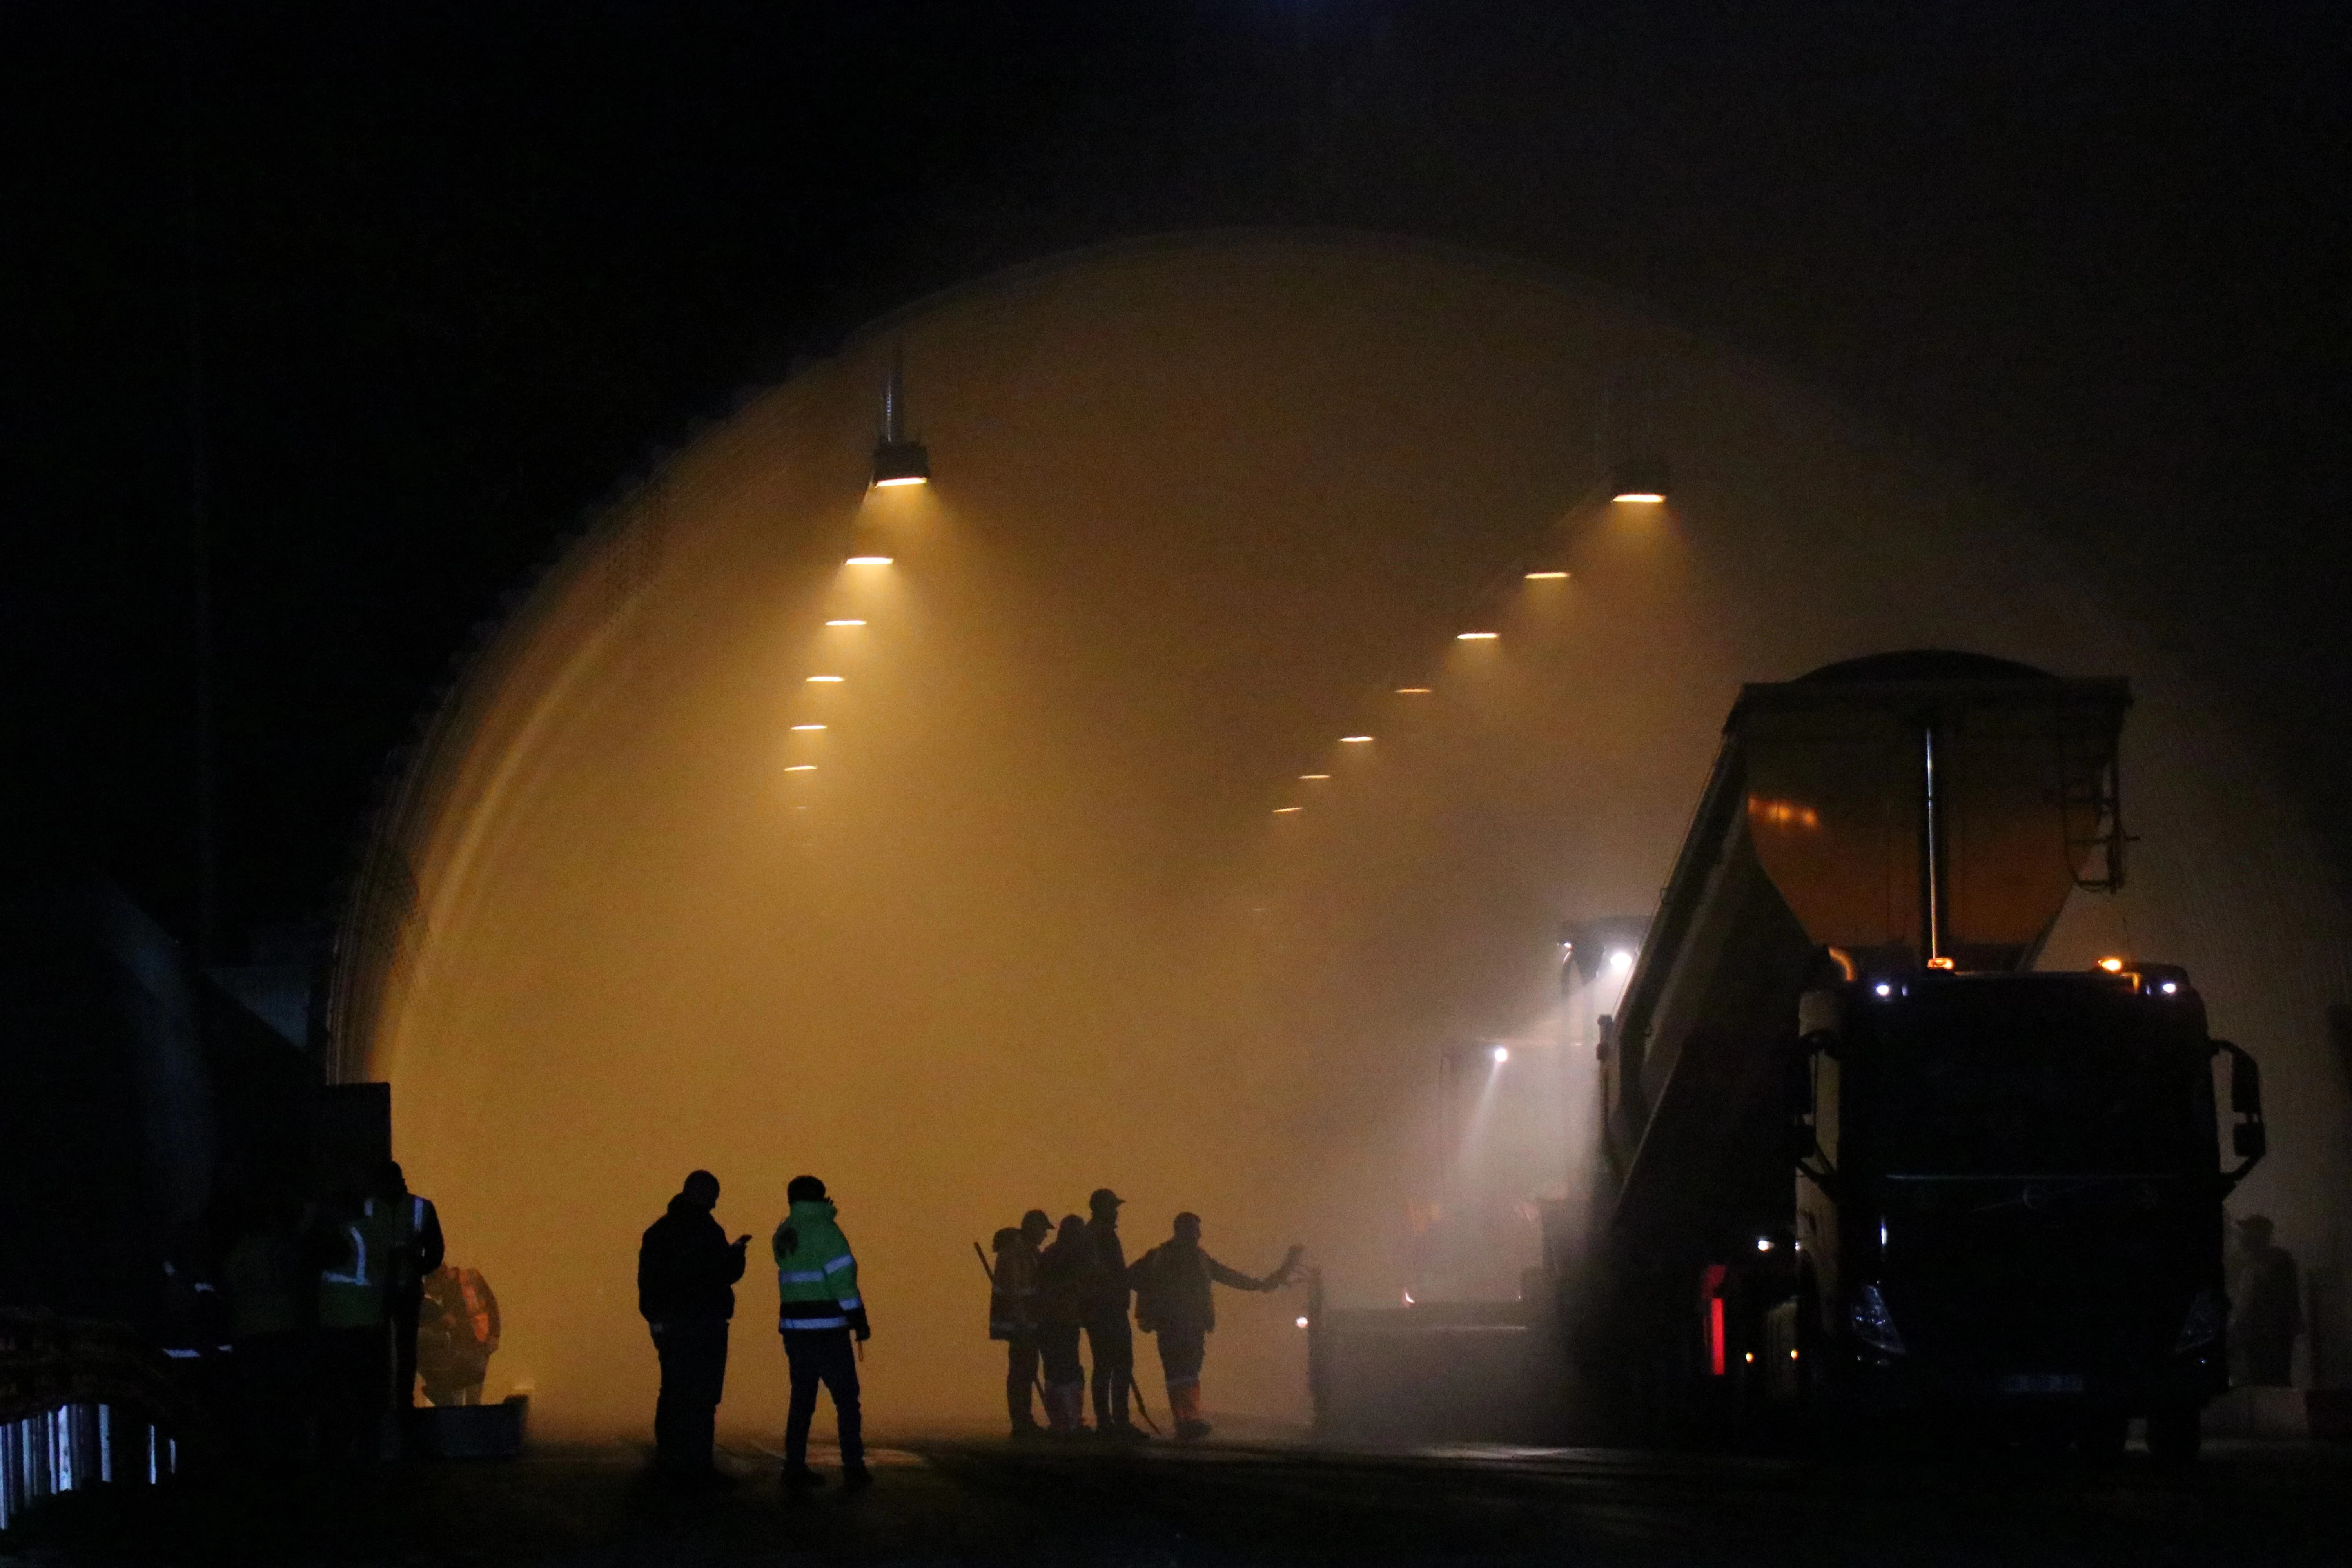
1079, 1188, 1145, 1441
1130, 1213, 1302, 1442
989, 1210, 1052, 1437
774, 1174, 870, 1490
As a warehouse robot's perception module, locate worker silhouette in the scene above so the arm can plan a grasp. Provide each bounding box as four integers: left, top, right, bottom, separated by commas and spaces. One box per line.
1036, 1214, 1091, 1434
375, 1161, 445, 1412
417, 1262, 501, 1406
2230, 1214, 2303, 1387
310, 1182, 394, 1463
1080, 1188, 1144, 1440
774, 1174, 869, 1490
637, 1170, 750, 1481
989, 1211, 1052, 1437
1131, 1214, 1302, 1441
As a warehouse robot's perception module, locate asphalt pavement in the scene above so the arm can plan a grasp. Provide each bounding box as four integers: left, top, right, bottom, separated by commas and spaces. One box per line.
6, 1432, 2349, 1566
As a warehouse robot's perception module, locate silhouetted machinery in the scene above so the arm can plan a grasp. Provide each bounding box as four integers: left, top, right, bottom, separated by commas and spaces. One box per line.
1579, 651, 2265, 1460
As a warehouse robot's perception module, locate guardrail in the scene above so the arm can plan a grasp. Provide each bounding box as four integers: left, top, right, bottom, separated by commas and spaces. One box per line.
0, 1312, 186, 1532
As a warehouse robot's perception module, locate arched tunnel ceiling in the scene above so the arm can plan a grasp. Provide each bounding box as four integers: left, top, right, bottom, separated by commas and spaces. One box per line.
336, 233, 2352, 1437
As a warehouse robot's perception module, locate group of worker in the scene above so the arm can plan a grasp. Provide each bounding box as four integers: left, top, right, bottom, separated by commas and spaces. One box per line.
988, 1188, 1302, 1443
634, 1169, 1302, 1489
638, 1170, 869, 1489
218, 1159, 494, 1460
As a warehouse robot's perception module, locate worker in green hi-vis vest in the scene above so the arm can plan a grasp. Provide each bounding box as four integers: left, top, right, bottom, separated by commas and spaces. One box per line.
312, 1184, 396, 1462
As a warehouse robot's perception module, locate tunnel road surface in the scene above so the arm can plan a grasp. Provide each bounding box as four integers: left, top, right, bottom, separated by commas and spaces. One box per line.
8, 1437, 2350, 1566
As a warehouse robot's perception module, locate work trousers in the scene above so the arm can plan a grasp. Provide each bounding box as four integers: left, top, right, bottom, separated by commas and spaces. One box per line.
391, 1288, 424, 1409
1154, 1323, 1207, 1388
1083, 1313, 1134, 1428
232, 1331, 311, 1460
650, 1318, 730, 1472
316, 1323, 391, 1463
1004, 1330, 1041, 1422
782, 1327, 864, 1470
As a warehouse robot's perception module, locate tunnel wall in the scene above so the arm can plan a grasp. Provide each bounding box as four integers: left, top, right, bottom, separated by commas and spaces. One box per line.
332, 234, 2352, 1436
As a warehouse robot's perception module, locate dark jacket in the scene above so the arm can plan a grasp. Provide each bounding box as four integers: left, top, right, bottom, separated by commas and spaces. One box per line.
1036, 1234, 1088, 1328
1130, 1240, 1267, 1334
638, 1196, 747, 1323
990, 1238, 1042, 1339
1078, 1217, 1129, 1319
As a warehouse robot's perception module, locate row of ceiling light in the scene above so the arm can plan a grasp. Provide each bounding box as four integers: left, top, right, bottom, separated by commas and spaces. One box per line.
822, 362, 1675, 822
1265, 456, 1673, 817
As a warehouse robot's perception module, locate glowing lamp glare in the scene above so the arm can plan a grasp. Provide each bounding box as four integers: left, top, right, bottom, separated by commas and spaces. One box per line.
845, 555, 894, 566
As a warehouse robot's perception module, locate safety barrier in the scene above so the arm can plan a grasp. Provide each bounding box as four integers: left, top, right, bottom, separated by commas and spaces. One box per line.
0, 1312, 185, 1533
0, 1402, 176, 1531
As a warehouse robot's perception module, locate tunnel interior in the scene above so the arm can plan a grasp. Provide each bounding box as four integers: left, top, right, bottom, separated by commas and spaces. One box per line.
333, 235, 2352, 1437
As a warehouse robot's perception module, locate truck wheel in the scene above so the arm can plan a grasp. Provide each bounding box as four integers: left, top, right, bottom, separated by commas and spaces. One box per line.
2147, 1406, 2201, 1465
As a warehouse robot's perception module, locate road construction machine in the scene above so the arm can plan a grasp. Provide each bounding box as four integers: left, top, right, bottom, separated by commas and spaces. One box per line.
1579, 651, 2264, 1461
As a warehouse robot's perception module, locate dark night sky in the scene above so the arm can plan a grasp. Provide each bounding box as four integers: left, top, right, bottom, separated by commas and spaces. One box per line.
4, 2, 2348, 958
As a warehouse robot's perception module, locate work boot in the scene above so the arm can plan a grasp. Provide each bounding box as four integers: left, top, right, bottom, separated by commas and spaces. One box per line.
1009, 1413, 1045, 1440
780, 1464, 826, 1489
842, 1462, 874, 1492
1103, 1419, 1151, 1444
1175, 1418, 1213, 1443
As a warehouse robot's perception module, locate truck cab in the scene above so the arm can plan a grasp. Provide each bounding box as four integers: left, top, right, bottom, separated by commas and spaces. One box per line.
1766, 964, 2263, 1457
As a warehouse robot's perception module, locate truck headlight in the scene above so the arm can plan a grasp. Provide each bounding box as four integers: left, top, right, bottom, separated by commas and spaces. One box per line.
1850, 1282, 1907, 1356
2174, 1288, 2224, 1353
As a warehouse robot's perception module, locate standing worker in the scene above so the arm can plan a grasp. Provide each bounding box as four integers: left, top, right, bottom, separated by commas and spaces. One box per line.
375, 1161, 445, 1412
989, 1211, 1051, 1437
1036, 1214, 1091, 1435
1131, 1213, 1302, 1441
637, 1170, 751, 1481
2230, 1214, 2304, 1387
774, 1174, 869, 1490
311, 1183, 393, 1463
1079, 1188, 1144, 1441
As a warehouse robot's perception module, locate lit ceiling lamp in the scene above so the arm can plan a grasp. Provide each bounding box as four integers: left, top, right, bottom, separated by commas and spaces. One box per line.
871, 350, 930, 488
1456, 631, 1498, 641
1609, 454, 1672, 504
1524, 570, 1569, 580
1339, 735, 1373, 744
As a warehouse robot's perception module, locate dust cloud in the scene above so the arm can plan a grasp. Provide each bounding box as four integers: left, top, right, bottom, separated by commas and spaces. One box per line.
337, 236, 2352, 1437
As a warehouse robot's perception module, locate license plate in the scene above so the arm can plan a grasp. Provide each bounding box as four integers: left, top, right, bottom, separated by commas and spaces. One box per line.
1997, 1373, 2086, 1395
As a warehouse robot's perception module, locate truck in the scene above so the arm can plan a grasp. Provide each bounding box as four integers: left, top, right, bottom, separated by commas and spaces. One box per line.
1577, 650, 2265, 1461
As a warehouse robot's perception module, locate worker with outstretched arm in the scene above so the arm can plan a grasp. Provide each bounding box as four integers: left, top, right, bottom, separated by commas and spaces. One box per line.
1130, 1212, 1302, 1441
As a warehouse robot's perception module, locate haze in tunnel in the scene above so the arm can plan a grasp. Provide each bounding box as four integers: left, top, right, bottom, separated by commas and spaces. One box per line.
334, 235, 2352, 1437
